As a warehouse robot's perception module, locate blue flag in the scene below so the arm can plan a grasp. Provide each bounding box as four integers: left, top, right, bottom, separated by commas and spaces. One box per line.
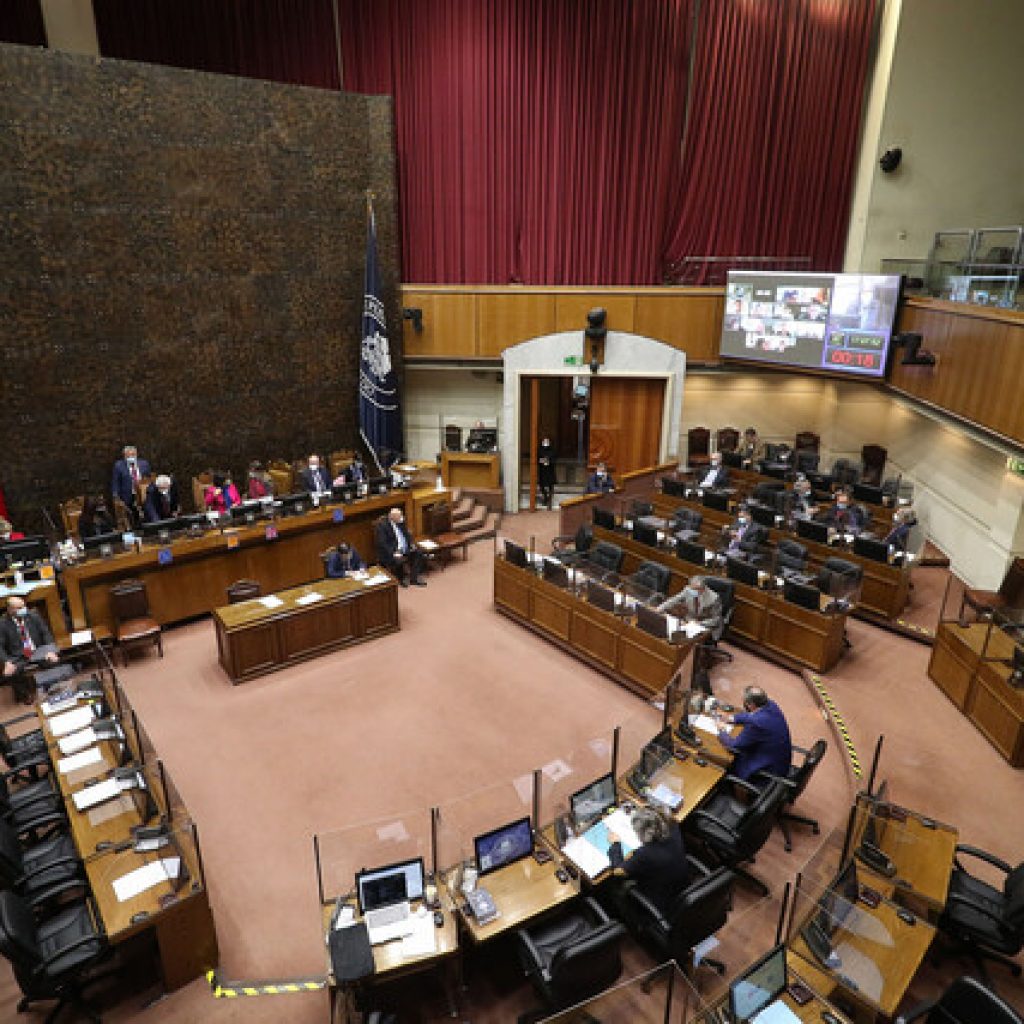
359, 200, 402, 471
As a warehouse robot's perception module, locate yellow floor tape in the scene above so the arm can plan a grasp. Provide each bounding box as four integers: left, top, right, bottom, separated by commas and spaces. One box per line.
805, 672, 862, 779
207, 969, 326, 998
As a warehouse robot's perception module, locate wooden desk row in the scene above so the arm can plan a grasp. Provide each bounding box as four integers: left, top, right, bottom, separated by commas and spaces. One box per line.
590, 524, 848, 673
493, 554, 692, 697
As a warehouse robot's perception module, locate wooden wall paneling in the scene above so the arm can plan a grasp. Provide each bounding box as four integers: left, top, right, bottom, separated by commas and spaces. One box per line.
634, 291, 725, 362
588, 377, 665, 474
477, 292, 557, 356
401, 290, 478, 358
554, 293, 636, 335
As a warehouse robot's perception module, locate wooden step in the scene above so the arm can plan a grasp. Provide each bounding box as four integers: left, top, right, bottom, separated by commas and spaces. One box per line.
460, 511, 500, 545
452, 497, 474, 522
453, 503, 487, 534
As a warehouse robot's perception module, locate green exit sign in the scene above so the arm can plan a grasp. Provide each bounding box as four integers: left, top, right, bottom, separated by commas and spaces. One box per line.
563, 355, 580, 366
1008, 457, 1024, 476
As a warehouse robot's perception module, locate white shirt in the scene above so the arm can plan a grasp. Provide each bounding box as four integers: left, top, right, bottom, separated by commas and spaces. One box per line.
391, 521, 407, 554
700, 466, 720, 488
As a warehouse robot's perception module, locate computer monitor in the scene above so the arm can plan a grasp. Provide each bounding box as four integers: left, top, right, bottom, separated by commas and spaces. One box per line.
140, 518, 187, 541
592, 508, 616, 530
229, 501, 262, 524
726, 555, 760, 588
632, 523, 659, 547
676, 537, 706, 567
853, 482, 884, 505
504, 539, 528, 569
853, 535, 890, 563
368, 476, 390, 495
278, 492, 310, 516
784, 578, 821, 612
0, 536, 50, 565
729, 944, 788, 1023
570, 773, 616, 829
586, 579, 616, 613
332, 483, 357, 503
796, 517, 830, 544
542, 557, 569, 589
749, 504, 776, 528
636, 604, 669, 640
661, 477, 685, 498
643, 726, 674, 775
702, 490, 729, 512
466, 427, 498, 453
355, 857, 425, 914
82, 530, 124, 554
474, 816, 533, 876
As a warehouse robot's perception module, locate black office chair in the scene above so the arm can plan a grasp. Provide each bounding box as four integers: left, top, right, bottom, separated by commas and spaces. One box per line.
830, 458, 860, 487
630, 500, 654, 518
551, 523, 593, 564
752, 482, 785, 504
896, 976, 1024, 1024
515, 896, 625, 1021
629, 561, 671, 601
936, 844, 1024, 980
794, 449, 819, 473
673, 507, 703, 543
0, 775, 66, 846
0, 818, 86, 911
703, 576, 735, 666
686, 777, 789, 896
620, 858, 733, 978
776, 539, 809, 574
0, 717, 50, 784
817, 557, 862, 597
0, 890, 112, 1024
752, 740, 827, 852
587, 541, 624, 576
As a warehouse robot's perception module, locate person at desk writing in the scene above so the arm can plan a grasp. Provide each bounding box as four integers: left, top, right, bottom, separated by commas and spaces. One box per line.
715, 686, 792, 781
204, 473, 240, 514
143, 475, 180, 522
883, 507, 916, 553
247, 460, 274, 500
725, 508, 768, 561
660, 577, 722, 693
607, 806, 690, 917
1, 596, 58, 704
298, 455, 330, 495
821, 490, 865, 534
697, 452, 730, 490
585, 462, 615, 494
374, 508, 426, 587
77, 497, 115, 539
326, 542, 364, 579
111, 445, 150, 520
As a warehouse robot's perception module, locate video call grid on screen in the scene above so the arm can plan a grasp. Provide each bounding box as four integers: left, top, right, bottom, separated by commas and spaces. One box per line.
720, 271, 901, 378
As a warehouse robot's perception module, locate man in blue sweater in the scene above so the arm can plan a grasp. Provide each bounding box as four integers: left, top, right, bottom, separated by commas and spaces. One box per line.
717, 686, 792, 781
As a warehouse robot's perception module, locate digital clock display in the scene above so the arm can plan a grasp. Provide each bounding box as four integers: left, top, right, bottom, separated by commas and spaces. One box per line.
825, 348, 880, 370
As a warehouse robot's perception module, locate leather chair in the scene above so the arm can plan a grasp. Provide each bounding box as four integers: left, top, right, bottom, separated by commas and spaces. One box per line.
752, 739, 827, 852
0, 818, 85, 911
716, 427, 740, 453
191, 471, 213, 512
0, 774, 66, 846
794, 431, 820, 455
629, 561, 671, 601
817, 557, 862, 599
630, 500, 654, 519
673, 507, 703, 543
688, 427, 711, 467
329, 449, 356, 480
58, 498, 85, 541
108, 579, 163, 667
268, 460, 294, 496
958, 557, 1024, 625
703, 576, 734, 648
752, 482, 785, 504
587, 542, 624, 576
621, 858, 733, 978
552, 523, 593, 564
794, 449, 819, 473
0, 890, 112, 1023
830, 458, 860, 487
936, 844, 1024, 979
896, 976, 1024, 1024
861, 444, 887, 486
0, 721, 49, 787
226, 579, 262, 603
686, 777, 789, 896
776, 539, 809, 574
515, 896, 625, 1019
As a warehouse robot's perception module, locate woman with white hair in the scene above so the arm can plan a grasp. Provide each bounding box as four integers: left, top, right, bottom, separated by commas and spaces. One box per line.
607, 805, 690, 915
143, 474, 180, 522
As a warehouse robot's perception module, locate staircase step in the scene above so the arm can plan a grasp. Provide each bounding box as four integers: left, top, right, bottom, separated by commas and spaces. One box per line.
461, 512, 500, 545
450, 487, 462, 505
453, 504, 487, 533
452, 497, 475, 522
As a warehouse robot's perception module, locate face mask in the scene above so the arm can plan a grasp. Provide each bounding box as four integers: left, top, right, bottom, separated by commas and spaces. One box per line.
739, 518, 750, 527
14, 608, 28, 618
159, 488, 170, 496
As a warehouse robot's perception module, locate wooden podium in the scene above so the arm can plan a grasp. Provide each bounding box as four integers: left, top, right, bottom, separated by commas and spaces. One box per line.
440, 451, 500, 489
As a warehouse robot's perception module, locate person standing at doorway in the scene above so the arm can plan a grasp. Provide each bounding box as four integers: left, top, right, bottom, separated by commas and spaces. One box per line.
538, 437, 555, 509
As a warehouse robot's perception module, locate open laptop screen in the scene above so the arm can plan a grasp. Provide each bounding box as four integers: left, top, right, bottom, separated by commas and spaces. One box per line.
729, 943, 788, 1021
355, 857, 424, 914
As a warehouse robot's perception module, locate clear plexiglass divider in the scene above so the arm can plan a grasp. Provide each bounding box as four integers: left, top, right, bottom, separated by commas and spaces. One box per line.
537, 961, 708, 1023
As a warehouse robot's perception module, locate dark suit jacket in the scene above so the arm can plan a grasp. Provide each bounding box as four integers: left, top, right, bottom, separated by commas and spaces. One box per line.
143, 481, 180, 523
883, 520, 912, 552
609, 825, 690, 917
585, 472, 615, 494
698, 465, 730, 489
0, 611, 55, 663
344, 462, 368, 484
112, 457, 151, 507
729, 520, 768, 556
825, 503, 865, 532
298, 466, 331, 494
326, 548, 365, 578
719, 700, 793, 781
374, 518, 415, 564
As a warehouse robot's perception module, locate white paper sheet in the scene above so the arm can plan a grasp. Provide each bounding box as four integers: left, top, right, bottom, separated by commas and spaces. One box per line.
361, 575, 389, 587
602, 808, 642, 850
58, 746, 103, 774
112, 857, 181, 903
295, 592, 323, 605
42, 693, 80, 716
58, 727, 97, 756
70, 629, 94, 646
562, 836, 611, 879
258, 595, 284, 609
649, 783, 684, 811
48, 705, 95, 737
418, 539, 439, 550
72, 777, 121, 811
400, 913, 438, 957
692, 714, 720, 735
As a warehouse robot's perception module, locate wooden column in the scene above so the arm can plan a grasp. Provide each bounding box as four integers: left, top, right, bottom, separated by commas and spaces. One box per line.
529, 376, 539, 512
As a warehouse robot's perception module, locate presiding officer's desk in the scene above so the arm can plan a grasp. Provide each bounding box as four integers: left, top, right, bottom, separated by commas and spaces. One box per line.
212, 569, 400, 684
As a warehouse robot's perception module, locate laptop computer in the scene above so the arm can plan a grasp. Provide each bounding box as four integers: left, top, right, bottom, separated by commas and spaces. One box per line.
355, 857, 424, 945
729, 944, 801, 1023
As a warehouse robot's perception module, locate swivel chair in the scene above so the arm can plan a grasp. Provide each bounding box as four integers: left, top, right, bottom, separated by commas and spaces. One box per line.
752, 740, 827, 852
0, 818, 86, 911
896, 976, 1023, 1024
0, 718, 49, 784
776, 539, 809, 574
861, 444, 887, 486
0, 774, 67, 845
673, 508, 703, 543
716, 427, 740, 453
587, 541, 624, 577
817, 557, 862, 599
830, 459, 860, 488
703, 577, 735, 667
226, 579, 262, 603
628, 561, 671, 603
958, 557, 1024, 625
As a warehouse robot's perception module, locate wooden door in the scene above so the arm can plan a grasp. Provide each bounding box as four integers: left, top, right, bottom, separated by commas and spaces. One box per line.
588, 377, 665, 474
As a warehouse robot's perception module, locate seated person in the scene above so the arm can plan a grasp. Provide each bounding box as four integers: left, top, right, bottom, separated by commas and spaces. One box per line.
585, 462, 615, 494
659, 577, 722, 694
0, 596, 59, 704
724, 507, 768, 559
791, 475, 818, 517
739, 426, 766, 464
77, 496, 116, 539
715, 685, 792, 781
247, 460, 275, 500
143, 474, 180, 522
0, 518, 25, 542
326, 542, 364, 578
607, 806, 690, 918
820, 489, 865, 533
344, 454, 368, 485
374, 508, 426, 587
696, 452, 730, 490
883, 507, 916, 553
298, 454, 330, 494
204, 473, 240, 514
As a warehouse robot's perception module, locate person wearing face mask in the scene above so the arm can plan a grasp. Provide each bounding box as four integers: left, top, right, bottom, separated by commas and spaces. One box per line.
658, 576, 723, 693
342, 454, 368, 485
537, 437, 556, 508
326, 542, 365, 579
822, 488, 865, 533
78, 496, 116, 539
111, 445, 151, 517
299, 454, 330, 495
585, 462, 615, 494
204, 473, 240, 514
725, 506, 768, 560
143, 474, 181, 522
1, 597, 59, 704
374, 507, 426, 587
697, 452, 730, 490
791, 476, 817, 517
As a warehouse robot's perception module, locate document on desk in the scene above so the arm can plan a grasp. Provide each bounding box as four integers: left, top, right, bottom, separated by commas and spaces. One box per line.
400, 914, 437, 958
649, 783, 684, 811
70, 629, 94, 646
258, 595, 284, 609
73, 777, 122, 811
295, 592, 323, 606
691, 714, 720, 736
418, 539, 439, 550
58, 746, 103, 775
42, 693, 81, 717
48, 705, 95, 738
87, 793, 135, 827
562, 836, 611, 879
112, 856, 181, 903
361, 574, 389, 587
58, 726, 97, 756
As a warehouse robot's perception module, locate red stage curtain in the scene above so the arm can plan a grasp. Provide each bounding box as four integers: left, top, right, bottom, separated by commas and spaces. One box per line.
662, 0, 877, 283
339, 0, 695, 285
0, 0, 47, 47
93, 0, 340, 89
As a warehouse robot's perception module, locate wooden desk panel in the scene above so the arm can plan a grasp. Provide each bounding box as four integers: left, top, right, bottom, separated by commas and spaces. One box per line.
569, 603, 620, 670
440, 451, 500, 489
531, 580, 573, 641
969, 659, 1024, 767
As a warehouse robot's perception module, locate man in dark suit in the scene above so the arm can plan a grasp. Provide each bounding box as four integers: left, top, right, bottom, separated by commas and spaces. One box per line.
716, 686, 792, 781
111, 445, 151, 518
1, 596, 58, 703
696, 452, 730, 490
585, 462, 615, 494
883, 507, 916, 553
326, 543, 364, 579
298, 455, 330, 494
725, 508, 768, 560
143, 474, 181, 523
822, 490, 865, 533
344, 455, 368, 485
374, 508, 426, 587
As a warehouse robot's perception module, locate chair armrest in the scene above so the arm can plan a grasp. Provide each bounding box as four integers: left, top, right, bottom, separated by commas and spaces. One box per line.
953, 844, 1012, 876
686, 854, 714, 877
749, 771, 798, 793
582, 896, 611, 927
944, 892, 1014, 932
515, 928, 545, 975
550, 534, 574, 551
722, 774, 764, 796
689, 808, 739, 842
791, 743, 810, 756
32, 928, 106, 981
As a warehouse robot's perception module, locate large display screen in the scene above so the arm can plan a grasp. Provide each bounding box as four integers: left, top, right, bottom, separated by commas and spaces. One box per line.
720, 271, 901, 378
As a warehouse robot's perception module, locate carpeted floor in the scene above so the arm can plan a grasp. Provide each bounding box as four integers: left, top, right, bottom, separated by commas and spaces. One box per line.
1, 511, 1021, 1022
